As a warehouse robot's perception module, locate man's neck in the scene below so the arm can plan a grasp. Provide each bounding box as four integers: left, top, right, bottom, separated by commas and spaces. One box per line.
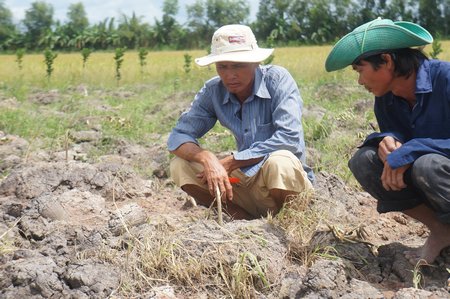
392, 72, 417, 106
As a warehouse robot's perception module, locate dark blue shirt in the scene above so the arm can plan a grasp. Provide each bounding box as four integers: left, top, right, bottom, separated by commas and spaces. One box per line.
363, 59, 450, 169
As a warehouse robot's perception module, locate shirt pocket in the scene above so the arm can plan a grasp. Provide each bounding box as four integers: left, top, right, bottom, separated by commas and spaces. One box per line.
255, 122, 275, 141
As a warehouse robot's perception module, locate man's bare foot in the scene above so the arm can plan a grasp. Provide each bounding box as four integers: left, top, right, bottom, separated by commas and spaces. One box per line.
404, 230, 450, 265
402, 205, 450, 265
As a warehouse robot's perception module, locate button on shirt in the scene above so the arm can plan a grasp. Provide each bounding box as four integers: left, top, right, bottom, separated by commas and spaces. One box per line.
167, 65, 313, 182
363, 59, 450, 168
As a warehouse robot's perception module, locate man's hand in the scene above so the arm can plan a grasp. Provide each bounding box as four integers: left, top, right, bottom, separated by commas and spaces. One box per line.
171, 143, 233, 201
171, 143, 264, 202
381, 162, 410, 191
378, 136, 409, 191
198, 154, 263, 200
219, 155, 237, 174
378, 136, 402, 163
196, 153, 233, 201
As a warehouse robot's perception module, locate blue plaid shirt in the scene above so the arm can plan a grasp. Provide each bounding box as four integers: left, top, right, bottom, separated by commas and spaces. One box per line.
167, 65, 313, 182
363, 59, 450, 168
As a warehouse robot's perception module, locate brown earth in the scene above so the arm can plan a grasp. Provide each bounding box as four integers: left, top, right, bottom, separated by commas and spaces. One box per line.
0, 89, 449, 298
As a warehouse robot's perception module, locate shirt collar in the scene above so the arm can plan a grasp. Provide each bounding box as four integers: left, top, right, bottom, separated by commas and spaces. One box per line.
415, 59, 432, 94
254, 66, 271, 99
384, 59, 432, 105
221, 66, 272, 104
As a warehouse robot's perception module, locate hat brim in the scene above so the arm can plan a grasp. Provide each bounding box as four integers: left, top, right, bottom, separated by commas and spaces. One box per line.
195, 48, 274, 66
325, 20, 433, 72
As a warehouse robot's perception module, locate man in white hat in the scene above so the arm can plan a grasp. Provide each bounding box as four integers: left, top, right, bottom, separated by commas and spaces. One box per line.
168, 24, 313, 220
326, 18, 450, 264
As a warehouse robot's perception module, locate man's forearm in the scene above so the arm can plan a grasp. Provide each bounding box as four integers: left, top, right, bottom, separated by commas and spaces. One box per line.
170, 142, 215, 164
171, 143, 263, 173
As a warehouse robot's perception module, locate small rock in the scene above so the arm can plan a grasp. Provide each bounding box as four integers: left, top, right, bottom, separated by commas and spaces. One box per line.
109, 203, 148, 236
69, 130, 102, 143
393, 214, 407, 225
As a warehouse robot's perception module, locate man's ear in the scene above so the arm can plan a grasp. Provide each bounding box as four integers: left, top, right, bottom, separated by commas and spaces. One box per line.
381, 53, 393, 65
381, 53, 395, 70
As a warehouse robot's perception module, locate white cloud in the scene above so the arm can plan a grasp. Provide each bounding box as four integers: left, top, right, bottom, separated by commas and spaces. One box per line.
4, 0, 164, 24
4, 0, 258, 25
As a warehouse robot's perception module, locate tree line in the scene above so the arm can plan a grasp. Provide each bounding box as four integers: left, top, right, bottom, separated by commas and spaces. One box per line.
0, 0, 448, 52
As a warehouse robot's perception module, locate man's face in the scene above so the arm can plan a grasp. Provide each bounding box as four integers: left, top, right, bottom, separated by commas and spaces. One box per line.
352, 59, 393, 97
215, 62, 258, 101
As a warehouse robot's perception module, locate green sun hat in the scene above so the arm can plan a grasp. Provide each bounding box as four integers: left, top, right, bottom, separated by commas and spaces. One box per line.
325, 18, 433, 72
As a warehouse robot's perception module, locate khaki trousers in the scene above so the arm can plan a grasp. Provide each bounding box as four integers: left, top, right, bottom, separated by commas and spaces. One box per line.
170, 150, 313, 218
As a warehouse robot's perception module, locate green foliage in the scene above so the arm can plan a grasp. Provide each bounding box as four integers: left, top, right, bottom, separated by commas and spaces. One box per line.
15, 48, 25, 70
173, 77, 180, 92
0, 106, 69, 143
113, 47, 126, 84
263, 30, 276, 65
183, 53, 192, 74
232, 251, 270, 294
0, 0, 450, 51
304, 117, 332, 142
80, 47, 92, 68
153, 0, 182, 47
0, 1, 16, 46
205, 0, 250, 29
418, 0, 442, 36
66, 2, 89, 35
43, 48, 58, 80
138, 47, 148, 73
0, 45, 446, 188
23, 1, 54, 48
429, 37, 443, 59
255, 0, 290, 43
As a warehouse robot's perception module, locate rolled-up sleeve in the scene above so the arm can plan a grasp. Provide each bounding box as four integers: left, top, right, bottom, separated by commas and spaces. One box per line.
167, 86, 217, 151
387, 138, 450, 169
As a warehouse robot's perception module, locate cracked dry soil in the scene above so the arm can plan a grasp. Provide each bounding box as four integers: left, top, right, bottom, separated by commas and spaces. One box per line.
0, 89, 449, 299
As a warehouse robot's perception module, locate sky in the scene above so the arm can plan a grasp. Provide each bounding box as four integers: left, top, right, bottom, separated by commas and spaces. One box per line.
4, 0, 259, 25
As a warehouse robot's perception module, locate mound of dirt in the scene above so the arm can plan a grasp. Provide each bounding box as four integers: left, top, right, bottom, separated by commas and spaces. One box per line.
1, 132, 449, 298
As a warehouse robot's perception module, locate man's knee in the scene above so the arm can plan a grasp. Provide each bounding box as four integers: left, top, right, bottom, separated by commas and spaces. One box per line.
412, 154, 450, 211
263, 150, 312, 192
169, 156, 203, 187
348, 146, 379, 178
264, 150, 303, 179
265, 150, 298, 169
412, 154, 449, 182
169, 156, 185, 176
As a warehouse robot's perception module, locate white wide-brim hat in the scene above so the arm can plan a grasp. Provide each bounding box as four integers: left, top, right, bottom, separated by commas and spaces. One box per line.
195, 24, 274, 67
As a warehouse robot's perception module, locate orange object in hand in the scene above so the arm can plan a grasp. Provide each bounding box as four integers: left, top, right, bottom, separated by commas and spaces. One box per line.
228, 177, 240, 184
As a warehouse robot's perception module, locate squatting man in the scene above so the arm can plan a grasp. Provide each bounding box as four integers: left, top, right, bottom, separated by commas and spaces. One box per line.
167, 24, 314, 220
326, 18, 450, 264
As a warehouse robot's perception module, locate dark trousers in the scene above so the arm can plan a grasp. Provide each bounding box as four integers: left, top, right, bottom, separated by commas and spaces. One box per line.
348, 146, 450, 223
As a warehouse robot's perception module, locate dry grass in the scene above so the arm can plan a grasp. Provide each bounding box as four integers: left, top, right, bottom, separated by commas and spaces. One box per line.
1, 41, 448, 90
270, 189, 338, 267
73, 176, 276, 298
0, 217, 21, 255
1, 42, 450, 297
271, 189, 374, 267
98, 224, 273, 298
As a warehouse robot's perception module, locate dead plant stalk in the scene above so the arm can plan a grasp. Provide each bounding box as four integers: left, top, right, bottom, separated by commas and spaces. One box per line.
215, 184, 223, 226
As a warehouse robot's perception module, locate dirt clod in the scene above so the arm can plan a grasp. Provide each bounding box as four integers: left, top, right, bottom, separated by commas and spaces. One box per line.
1, 130, 449, 298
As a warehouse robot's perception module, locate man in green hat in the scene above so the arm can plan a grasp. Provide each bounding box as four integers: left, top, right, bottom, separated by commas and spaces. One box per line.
326, 18, 450, 264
